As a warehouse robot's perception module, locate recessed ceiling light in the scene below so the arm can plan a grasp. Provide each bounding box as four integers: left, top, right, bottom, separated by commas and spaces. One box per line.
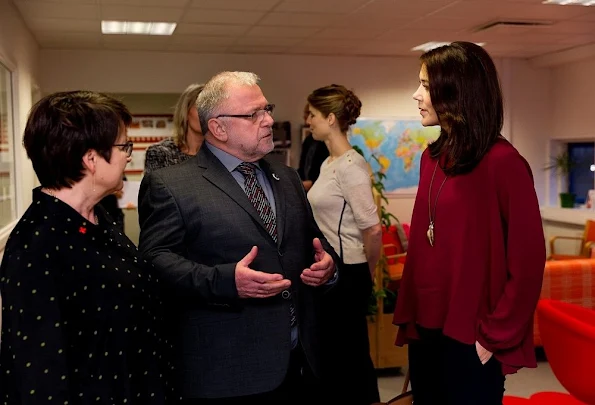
411, 41, 486, 52
543, 0, 595, 5
101, 21, 177, 35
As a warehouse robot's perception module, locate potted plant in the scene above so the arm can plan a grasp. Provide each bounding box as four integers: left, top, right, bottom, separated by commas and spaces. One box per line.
352, 146, 396, 315
353, 146, 409, 369
545, 150, 576, 208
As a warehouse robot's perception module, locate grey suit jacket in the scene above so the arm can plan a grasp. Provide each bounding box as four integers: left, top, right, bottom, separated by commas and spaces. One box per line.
138, 145, 338, 399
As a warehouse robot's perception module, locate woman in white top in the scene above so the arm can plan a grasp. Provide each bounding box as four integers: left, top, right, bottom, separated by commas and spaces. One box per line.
306, 84, 382, 405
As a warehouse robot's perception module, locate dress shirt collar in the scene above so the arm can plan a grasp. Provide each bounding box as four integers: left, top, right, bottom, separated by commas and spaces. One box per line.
205, 142, 263, 173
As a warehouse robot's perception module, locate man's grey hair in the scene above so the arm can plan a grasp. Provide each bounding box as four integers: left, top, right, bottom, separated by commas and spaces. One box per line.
196, 71, 260, 135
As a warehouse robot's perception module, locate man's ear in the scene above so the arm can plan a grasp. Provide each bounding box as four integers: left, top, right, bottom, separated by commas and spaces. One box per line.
208, 118, 228, 142
82, 150, 97, 174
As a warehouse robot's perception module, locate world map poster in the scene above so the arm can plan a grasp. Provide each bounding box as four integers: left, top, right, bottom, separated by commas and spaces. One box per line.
348, 118, 440, 195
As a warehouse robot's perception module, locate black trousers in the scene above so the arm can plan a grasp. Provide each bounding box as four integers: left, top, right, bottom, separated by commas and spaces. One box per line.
181, 345, 320, 405
320, 262, 380, 405
408, 326, 505, 405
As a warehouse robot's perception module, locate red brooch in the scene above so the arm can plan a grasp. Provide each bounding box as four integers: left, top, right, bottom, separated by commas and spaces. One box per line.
78, 226, 87, 234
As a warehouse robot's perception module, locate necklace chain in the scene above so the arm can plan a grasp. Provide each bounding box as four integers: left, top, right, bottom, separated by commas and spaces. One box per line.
43, 188, 99, 225
427, 161, 447, 247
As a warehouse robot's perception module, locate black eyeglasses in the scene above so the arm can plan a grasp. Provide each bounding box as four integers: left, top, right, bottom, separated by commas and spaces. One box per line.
114, 141, 133, 157
215, 104, 275, 123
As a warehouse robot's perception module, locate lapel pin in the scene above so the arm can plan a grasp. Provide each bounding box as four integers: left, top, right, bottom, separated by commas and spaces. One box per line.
272, 173, 280, 181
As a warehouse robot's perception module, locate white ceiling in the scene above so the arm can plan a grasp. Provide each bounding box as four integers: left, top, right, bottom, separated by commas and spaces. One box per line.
10, 0, 595, 58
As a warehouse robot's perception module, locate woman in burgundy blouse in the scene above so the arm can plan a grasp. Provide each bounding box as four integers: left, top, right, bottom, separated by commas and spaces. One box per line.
393, 42, 545, 404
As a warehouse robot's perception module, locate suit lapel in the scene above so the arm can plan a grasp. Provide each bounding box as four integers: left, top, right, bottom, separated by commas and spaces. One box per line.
260, 159, 286, 247
198, 147, 269, 235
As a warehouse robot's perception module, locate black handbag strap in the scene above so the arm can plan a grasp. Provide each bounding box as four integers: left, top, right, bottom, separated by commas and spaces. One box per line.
337, 199, 347, 260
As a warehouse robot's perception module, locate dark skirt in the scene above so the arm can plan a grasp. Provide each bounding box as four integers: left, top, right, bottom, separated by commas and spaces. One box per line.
319, 262, 380, 405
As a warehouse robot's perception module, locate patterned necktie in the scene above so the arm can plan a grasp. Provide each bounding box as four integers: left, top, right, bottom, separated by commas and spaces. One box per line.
236, 162, 296, 327
236, 163, 277, 242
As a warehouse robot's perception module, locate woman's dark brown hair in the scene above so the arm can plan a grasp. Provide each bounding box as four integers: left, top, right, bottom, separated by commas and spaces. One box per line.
23, 90, 132, 188
423, 41, 503, 175
307, 84, 362, 133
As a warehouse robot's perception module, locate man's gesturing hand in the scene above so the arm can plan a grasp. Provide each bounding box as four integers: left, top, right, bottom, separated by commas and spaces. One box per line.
235, 246, 291, 298
301, 238, 335, 287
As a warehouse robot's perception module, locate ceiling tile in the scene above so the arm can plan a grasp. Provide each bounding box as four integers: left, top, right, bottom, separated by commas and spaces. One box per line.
292, 38, 371, 48
574, 11, 595, 22
403, 16, 489, 32
226, 45, 289, 54
376, 28, 458, 43
509, 3, 590, 20
259, 12, 339, 27
39, 42, 102, 50
36, 32, 102, 49
315, 27, 388, 40
468, 24, 534, 40
285, 45, 352, 55
481, 42, 526, 54
331, 13, 412, 30
555, 34, 595, 46
234, 37, 303, 46
182, 9, 265, 24
167, 43, 227, 52
174, 23, 250, 36
15, 2, 100, 19
189, 0, 279, 11
459, 0, 541, 3
539, 20, 595, 35
517, 42, 577, 57
100, 5, 184, 22
170, 35, 237, 46
275, 0, 371, 14
434, 1, 522, 20
17, 0, 595, 58
99, 0, 189, 6
508, 32, 576, 44
352, 41, 410, 56
26, 18, 100, 32
356, 0, 458, 17
102, 35, 171, 51
245, 26, 320, 38
35, 31, 102, 42
21, 0, 97, 3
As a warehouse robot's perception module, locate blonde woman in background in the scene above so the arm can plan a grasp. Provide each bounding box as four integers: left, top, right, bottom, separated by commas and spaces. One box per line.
144, 83, 204, 174
306, 84, 382, 405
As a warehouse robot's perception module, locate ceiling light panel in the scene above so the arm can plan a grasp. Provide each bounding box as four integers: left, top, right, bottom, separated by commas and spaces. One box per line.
101, 21, 177, 35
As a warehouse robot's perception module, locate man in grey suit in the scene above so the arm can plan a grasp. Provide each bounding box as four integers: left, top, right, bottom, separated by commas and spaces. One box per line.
138, 71, 338, 404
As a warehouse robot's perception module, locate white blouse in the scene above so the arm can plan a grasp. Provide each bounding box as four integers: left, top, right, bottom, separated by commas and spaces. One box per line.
308, 149, 379, 264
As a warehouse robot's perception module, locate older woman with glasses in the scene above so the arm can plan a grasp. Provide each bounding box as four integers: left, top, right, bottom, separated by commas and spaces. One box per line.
0, 90, 170, 404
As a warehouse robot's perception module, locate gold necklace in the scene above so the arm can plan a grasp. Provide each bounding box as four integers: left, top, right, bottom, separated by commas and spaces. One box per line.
43, 188, 99, 225
427, 161, 447, 247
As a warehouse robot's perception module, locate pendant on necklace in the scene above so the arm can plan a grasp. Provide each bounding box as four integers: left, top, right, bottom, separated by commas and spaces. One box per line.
427, 221, 435, 247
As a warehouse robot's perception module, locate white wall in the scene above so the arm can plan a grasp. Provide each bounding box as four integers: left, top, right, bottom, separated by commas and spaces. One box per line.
544, 56, 595, 206
506, 59, 552, 205
0, 0, 39, 235
39, 49, 551, 224
551, 57, 595, 141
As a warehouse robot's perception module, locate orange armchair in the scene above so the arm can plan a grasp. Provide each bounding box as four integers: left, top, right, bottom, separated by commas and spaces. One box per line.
549, 219, 595, 260
536, 299, 595, 405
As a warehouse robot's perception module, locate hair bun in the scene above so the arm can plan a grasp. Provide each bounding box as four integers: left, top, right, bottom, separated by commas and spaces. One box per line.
344, 89, 362, 125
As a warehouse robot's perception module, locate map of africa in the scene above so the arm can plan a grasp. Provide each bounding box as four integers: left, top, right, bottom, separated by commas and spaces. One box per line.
348, 118, 440, 194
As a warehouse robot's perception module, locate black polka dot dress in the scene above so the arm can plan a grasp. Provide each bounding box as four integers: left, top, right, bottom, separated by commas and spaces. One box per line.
0, 188, 170, 404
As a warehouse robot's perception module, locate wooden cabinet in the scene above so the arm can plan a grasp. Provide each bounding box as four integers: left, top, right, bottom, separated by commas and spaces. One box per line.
366, 186, 409, 369
367, 264, 408, 369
